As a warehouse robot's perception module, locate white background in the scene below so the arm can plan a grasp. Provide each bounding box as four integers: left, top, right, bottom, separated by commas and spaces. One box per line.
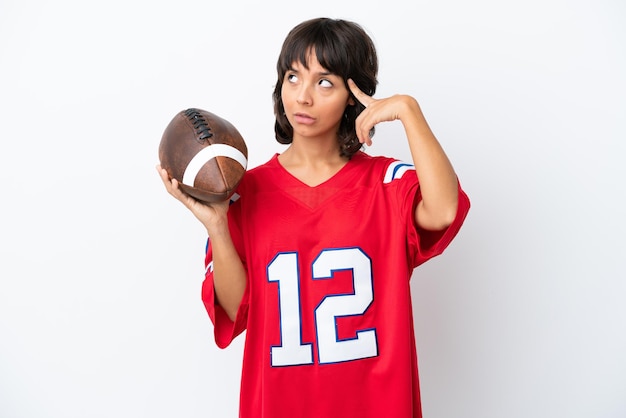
1, 0, 625, 417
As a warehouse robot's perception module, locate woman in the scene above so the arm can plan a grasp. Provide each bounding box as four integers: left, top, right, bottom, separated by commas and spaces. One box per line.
158, 17, 470, 418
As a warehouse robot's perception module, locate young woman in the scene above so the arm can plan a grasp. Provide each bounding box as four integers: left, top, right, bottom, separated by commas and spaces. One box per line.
158, 17, 470, 418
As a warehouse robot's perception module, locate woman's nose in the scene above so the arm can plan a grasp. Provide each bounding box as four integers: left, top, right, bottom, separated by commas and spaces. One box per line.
296, 84, 312, 105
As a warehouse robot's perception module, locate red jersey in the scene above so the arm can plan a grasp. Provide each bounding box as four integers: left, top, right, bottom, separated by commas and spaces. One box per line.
202, 151, 470, 418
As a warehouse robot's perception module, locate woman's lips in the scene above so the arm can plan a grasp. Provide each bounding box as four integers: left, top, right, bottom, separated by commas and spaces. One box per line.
293, 113, 315, 125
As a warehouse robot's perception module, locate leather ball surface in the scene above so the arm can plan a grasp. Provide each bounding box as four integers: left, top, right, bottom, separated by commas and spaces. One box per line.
159, 108, 248, 202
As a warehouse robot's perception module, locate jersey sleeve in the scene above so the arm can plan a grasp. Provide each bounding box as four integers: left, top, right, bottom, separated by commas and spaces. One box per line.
200, 205, 249, 349
385, 159, 470, 267
408, 180, 470, 267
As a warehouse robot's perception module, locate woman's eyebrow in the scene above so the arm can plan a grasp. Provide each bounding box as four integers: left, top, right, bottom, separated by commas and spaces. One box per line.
286, 64, 337, 77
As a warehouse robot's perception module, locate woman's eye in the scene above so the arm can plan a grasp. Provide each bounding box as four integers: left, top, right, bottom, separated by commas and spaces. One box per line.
287, 74, 298, 83
319, 79, 333, 88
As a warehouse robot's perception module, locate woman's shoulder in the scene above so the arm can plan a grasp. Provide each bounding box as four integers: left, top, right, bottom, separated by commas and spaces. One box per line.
232, 154, 281, 196
242, 154, 281, 181
352, 150, 401, 163
351, 151, 414, 180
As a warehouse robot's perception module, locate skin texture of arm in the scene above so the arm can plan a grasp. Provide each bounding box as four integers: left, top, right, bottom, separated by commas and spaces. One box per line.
157, 165, 246, 321
348, 80, 459, 231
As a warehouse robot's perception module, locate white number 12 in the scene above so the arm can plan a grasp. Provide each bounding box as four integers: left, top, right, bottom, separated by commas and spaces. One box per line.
267, 247, 378, 366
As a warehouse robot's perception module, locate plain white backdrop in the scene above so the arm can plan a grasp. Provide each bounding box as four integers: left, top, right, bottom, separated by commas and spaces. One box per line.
1, 0, 624, 417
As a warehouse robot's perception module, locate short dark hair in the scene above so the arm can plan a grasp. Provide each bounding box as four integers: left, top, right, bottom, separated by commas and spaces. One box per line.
272, 18, 379, 159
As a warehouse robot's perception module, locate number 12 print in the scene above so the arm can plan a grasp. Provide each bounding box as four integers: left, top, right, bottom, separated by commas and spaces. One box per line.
267, 247, 379, 367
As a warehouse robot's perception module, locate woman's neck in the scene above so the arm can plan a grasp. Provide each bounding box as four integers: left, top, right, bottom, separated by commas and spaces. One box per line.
278, 140, 349, 187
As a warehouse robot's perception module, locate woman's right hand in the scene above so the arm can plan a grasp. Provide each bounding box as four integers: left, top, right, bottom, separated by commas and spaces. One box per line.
156, 164, 231, 235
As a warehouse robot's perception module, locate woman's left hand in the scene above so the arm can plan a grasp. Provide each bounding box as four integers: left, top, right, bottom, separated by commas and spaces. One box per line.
348, 79, 418, 146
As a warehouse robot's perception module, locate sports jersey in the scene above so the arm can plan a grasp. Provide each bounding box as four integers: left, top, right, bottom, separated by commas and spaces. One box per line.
202, 151, 470, 418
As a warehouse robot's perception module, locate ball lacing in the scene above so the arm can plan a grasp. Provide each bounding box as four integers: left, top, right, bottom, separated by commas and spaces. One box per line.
184, 108, 213, 141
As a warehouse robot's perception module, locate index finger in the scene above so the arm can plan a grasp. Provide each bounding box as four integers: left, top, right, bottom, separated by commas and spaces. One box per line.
348, 79, 374, 108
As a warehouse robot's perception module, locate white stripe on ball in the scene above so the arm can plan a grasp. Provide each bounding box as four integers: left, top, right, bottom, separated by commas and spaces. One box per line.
182, 144, 248, 187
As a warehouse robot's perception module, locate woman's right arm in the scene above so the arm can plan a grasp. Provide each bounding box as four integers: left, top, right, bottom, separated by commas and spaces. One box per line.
157, 165, 247, 321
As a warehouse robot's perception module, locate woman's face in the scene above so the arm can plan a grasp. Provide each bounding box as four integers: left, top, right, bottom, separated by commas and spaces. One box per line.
281, 50, 354, 143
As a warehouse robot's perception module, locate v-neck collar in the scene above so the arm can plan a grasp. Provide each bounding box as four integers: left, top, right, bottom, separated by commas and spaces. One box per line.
268, 152, 366, 210
271, 152, 363, 189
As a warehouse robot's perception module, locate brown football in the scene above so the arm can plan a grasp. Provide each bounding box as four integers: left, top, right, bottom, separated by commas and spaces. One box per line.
159, 108, 248, 202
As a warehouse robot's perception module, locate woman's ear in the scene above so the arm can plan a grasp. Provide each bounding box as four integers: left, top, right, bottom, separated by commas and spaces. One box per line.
345, 80, 356, 107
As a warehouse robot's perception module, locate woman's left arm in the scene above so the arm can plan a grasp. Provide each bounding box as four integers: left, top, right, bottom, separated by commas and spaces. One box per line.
349, 80, 459, 231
